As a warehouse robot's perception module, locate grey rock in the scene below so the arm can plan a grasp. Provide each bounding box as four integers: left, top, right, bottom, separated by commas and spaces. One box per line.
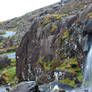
10, 81, 39, 92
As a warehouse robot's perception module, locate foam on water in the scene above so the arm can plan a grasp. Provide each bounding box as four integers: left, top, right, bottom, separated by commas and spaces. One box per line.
82, 46, 92, 92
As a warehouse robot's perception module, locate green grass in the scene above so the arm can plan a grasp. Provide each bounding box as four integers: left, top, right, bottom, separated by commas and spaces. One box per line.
43, 61, 51, 70
0, 43, 4, 47
77, 72, 83, 81
60, 78, 76, 87
2, 67, 17, 85
0, 46, 18, 53
1, 51, 15, 55
0, 59, 17, 86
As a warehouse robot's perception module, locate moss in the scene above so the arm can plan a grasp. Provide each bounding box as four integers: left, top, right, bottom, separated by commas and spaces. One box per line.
76, 72, 83, 81
60, 78, 76, 87
0, 43, 4, 47
0, 46, 18, 53
0, 57, 17, 85
50, 58, 62, 72
2, 67, 18, 85
51, 25, 57, 33
80, 5, 87, 11
86, 12, 92, 19
58, 29, 69, 47
43, 61, 51, 71
58, 58, 80, 73
62, 29, 69, 40
41, 14, 68, 27
10, 59, 16, 66
38, 56, 44, 63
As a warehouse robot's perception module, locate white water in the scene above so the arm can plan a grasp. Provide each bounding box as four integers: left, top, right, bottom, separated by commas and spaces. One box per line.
82, 46, 92, 92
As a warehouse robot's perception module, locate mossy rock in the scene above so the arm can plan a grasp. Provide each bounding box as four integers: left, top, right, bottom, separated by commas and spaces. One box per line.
2, 67, 18, 86
51, 25, 57, 33
86, 12, 92, 19
60, 78, 76, 88
0, 59, 18, 85
0, 43, 4, 47
10, 59, 16, 66
62, 29, 69, 40
41, 14, 68, 27
80, 5, 87, 11
0, 46, 18, 54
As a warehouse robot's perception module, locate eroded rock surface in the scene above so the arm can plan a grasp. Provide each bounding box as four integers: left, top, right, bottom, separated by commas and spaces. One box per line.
15, 0, 92, 88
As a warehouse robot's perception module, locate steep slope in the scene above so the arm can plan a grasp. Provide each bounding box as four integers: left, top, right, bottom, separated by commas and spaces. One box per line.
16, 0, 92, 87
0, 0, 92, 41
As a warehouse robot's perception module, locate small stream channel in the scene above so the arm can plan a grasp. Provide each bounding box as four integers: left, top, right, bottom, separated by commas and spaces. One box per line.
0, 31, 16, 38
1, 52, 16, 59
0, 30, 16, 91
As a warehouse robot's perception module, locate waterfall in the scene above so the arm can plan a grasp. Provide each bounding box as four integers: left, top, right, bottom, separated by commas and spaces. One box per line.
54, 72, 59, 82
50, 72, 60, 92
82, 46, 92, 91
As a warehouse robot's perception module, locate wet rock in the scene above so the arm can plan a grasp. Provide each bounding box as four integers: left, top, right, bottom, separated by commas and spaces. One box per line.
10, 81, 39, 92
84, 18, 92, 34
50, 82, 73, 90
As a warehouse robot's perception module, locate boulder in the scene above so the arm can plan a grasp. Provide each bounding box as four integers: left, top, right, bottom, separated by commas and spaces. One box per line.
10, 81, 39, 92
84, 18, 92, 34
15, 0, 92, 87
16, 12, 85, 85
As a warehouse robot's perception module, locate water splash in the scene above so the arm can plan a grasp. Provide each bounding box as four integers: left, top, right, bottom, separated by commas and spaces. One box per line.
54, 72, 59, 81
82, 46, 92, 91
52, 85, 60, 92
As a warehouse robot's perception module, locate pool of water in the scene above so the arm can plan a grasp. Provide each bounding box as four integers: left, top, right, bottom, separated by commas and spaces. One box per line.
0, 87, 7, 92
1, 52, 16, 59
0, 86, 12, 92
7, 52, 16, 59
0, 31, 16, 38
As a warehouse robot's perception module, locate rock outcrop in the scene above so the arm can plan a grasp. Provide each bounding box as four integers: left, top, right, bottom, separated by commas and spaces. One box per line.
14, 0, 92, 88
10, 81, 39, 92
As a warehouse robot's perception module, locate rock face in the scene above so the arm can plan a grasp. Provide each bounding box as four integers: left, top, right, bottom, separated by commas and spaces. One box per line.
16, 0, 92, 88
10, 81, 39, 92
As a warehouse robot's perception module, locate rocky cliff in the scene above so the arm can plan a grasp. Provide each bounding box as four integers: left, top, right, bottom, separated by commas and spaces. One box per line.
0, 0, 92, 88
15, 0, 92, 88
0, 0, 92, 40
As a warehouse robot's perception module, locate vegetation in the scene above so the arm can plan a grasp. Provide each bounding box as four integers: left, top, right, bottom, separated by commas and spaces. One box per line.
51, 25, 57, 33
60, 78, 76, 87
80, 5, 87, 11
41, 14, 68, 27
0, 59, 18, 86
87, 12, 92, 18
2, 67, 16, 85
0, 46, 18, 53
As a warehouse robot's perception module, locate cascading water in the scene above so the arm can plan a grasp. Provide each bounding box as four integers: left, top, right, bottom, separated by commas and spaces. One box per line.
50, 72, 60, 92
82, 46, 92, 92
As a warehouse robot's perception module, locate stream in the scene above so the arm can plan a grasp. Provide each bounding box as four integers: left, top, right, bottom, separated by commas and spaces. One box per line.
0, 31, 16, 38
0, 86, 12, 92
2, 52, 16, 59
0, 30, 16, 92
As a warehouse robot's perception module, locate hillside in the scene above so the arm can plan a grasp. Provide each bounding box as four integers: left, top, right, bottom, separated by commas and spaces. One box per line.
0, 0, 92, 92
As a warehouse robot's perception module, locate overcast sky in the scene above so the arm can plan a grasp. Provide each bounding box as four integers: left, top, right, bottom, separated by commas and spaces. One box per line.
0, 0, 60, 22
